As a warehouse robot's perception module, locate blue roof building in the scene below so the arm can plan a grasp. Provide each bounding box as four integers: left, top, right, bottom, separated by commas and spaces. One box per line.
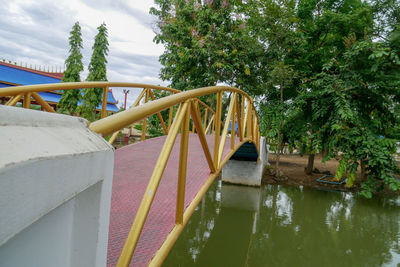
0, 61, 119, 112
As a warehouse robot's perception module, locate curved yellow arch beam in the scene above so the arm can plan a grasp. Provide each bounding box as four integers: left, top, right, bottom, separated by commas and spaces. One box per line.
89, 85, 256, 136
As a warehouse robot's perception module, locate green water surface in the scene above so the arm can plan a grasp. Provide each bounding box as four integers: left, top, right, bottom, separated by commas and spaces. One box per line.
164, 181, 400, 267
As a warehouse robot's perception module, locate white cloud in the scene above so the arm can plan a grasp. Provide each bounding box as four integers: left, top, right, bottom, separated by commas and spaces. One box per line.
0, 0, 166, 105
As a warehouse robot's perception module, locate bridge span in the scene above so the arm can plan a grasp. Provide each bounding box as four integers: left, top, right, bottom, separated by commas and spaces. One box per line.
0, 82, 262, 266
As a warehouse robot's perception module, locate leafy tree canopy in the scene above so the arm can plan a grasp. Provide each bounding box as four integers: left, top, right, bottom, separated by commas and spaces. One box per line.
151, 0, 266, 96
151, 0, 400, 197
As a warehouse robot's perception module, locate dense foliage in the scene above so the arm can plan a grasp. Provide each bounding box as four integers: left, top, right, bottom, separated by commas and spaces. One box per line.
80, 23, 109, 121
58, 22, 84, 115
151, 0, 400, 197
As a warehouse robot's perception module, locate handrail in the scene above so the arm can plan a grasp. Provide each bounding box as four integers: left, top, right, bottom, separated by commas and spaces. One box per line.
0, 82, 179, 96
0, 82, 216, 145
89, 86, 255, 136
1, 82, 261, 266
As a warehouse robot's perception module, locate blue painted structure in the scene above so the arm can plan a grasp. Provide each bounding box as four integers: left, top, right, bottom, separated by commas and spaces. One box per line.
0, 62, 119, 112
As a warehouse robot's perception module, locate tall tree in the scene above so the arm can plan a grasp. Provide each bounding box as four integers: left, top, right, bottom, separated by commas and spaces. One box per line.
80, 22, 109, 121
150, 0, 266, 96
246, 0, 300, 177
58, 22, 84, 114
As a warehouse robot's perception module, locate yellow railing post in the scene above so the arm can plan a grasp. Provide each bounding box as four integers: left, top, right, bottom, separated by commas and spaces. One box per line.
133, 88, 146, 107
109, 131, 119, 145
108, 88, 147, 145
252, 112, 257, 142
101, 86, 109, 118
246, 103, 252, 139
168, 106, 174, 131
241, 96, 245, 137
213, 91, 222, 168
6, 94, 23, 106
32, 92, 55, 113
190, 101, 216, 173
141, 89, 149, 141
218, 93, 236, 163
235, 94, 243, 141
231, 96, 236, 150
23, 93, 31, 109
148, 89, 169, 135
203, 108, 208, 130
205, 115, 214, 135
176, 102, 190, 224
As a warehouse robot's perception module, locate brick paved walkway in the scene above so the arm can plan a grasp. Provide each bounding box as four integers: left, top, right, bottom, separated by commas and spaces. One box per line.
107, 134, 233, 266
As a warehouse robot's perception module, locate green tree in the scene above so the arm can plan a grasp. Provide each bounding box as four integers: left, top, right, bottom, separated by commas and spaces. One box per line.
288, 0, 375, 174
246, 0, 301, 176
58, 22, 84, 115
80, 23, 109, 121
150, 0, 266, 97
312, 37, 400, 196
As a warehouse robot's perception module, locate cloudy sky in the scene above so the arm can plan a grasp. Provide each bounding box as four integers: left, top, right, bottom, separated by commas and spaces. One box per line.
0, 0, 166, 107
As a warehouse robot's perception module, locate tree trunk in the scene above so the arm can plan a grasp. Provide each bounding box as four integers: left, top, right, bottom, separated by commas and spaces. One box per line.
360, 159, 367, 182
275, 127, 281, 176
275, 83, 284, 177
305, 153, 315, 175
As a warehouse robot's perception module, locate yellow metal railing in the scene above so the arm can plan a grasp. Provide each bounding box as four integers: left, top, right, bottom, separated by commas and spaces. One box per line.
0, 82, 215, 146
0, 82, 260, 266
89, 85, 260, 266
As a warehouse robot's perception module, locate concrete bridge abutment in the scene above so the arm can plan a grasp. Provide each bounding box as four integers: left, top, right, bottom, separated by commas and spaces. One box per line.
222, 137, 269, 186
0, 106, 114, 267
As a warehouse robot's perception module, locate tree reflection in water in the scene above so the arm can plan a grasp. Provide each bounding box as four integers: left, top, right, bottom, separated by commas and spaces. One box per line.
164, 181, 400, 267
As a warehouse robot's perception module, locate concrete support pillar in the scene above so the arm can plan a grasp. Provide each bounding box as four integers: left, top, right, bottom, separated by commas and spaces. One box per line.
222, 137, 269, 186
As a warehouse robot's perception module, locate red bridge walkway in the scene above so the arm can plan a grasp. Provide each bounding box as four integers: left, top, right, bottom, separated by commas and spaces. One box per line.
107, 134, 234, 266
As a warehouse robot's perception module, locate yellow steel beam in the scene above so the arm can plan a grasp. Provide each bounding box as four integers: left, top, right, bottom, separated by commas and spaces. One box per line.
168, 106, 174, 131
141, 89, 149, 141
148, 89, 169, 135
235, 94, 243, 141
218, 93, 236, 163
132, 88, 146, 108
89, 86, 252, 137
197, 99, 215, 115
190, 101, 216, 173
116, 102, 189, 267
31, 92, 56, 113
176, 102, 190, 224
23, 93, 31, 109
101, 86, 109, 118
0, 82, 180, 97
241, 96, 245, 137
213, 91, 223, 168
6, 94, 23, 106
246, 103, 252, 139
242, 99, 248, 138
231, 96, 236, 150
108, 88, 146, 145
203, 108, 208, 130
205, 115, 214, 135
191, 101, 199, 133
108, 131, 119, 145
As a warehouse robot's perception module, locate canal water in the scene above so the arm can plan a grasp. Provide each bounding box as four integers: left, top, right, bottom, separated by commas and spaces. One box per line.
164, 180, 400, 267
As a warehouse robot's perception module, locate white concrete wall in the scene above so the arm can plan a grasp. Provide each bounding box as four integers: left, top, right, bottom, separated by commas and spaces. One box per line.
222, 137, 269, 186
0, 106, 114, 267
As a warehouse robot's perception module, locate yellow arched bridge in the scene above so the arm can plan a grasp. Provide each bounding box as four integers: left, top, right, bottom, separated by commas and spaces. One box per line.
1, 82, 261, 266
